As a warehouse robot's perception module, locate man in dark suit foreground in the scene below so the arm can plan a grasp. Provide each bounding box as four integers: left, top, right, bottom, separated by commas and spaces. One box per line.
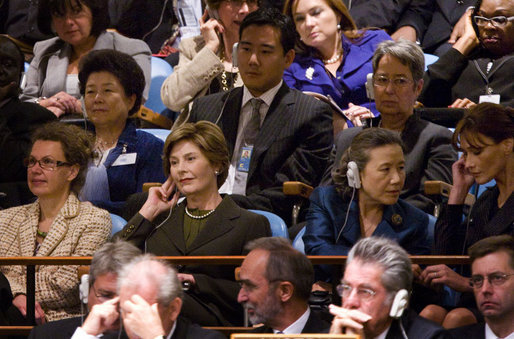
329, 237, 449, 339
237, 237, 330, 334
449, 235, 514, 339
184, 8, 333, 224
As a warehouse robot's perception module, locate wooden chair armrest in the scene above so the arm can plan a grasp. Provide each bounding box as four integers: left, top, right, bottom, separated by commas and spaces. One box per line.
134, 106, 173, 129
142, 182, 162, 192
78, 266, 90, 280
424, 180, 476, 206
283, 181, 314, 199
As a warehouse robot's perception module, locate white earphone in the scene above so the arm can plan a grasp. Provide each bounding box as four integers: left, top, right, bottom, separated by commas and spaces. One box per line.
79, 274, 89, 304
389, 289, 409, 318
346, 161, 361, 189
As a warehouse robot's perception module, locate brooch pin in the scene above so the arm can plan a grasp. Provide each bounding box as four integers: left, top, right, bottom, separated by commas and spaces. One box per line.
391, 214, 403, 226
305, 67, 315, 80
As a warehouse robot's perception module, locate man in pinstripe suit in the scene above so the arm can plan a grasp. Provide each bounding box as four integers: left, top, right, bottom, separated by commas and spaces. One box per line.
185, 8, 333, 224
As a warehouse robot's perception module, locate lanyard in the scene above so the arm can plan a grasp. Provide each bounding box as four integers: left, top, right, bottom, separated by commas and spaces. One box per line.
473, 56, 514, 94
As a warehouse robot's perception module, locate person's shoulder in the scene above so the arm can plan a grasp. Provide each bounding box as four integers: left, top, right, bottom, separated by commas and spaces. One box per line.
175, 316, 225, 339
404, 311, 450, 338
106, 31, 151, 53
180, 35, 206, 51
28, 316, 82, 339
135, 129, 165, 147
418, 118, 454, 138
350, 29, 391, 47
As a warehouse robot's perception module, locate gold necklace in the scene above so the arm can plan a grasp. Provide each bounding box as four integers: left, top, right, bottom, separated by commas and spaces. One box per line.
219, 51, 238, 92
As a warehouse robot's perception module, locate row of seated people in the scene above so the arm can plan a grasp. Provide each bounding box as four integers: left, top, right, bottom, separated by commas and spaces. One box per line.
3, 0, 512, 214
3, 234, 514, 339
0, 4, 511, 331
0, 100, 511, 330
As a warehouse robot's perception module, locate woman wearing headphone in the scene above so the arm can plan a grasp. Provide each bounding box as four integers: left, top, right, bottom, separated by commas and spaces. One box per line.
304, 128, 431, 282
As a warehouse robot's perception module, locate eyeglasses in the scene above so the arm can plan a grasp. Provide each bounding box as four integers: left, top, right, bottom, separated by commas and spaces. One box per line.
23, 156, 71, 171
473, 15, 514, 27
373, 75, 414, 89
337, 283, 376, 301
92, 284, 117, 302
469, 273, 514, 289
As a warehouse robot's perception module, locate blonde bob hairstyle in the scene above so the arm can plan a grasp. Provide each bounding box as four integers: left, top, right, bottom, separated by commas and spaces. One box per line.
162, 121, 229, 188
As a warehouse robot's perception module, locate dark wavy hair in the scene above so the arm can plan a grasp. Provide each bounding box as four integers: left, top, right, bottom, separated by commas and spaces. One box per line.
78, 49, 144, 116
31, 122, 94, 194
239, 7, 296, 54
332, 128, 404, 199
452, 103, 514, 151
38, 0, 109, 37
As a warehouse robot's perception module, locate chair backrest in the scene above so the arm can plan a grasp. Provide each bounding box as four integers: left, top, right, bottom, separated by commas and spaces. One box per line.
146, 56, 173, 114
139, 128, 171, 142
249, 210, 289, 238
424, 53, 439, 70
109, 213, 127, 237
292, 225, 306, 254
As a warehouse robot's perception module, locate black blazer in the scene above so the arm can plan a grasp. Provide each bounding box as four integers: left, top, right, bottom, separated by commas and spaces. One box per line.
187, 83, 333, 223
435, 187, 514, 255
28, 315, 226, 339
115, 195, 271, 326
250, 309, 330, 334
448, 323, 485, 339
386, 310, 451, 339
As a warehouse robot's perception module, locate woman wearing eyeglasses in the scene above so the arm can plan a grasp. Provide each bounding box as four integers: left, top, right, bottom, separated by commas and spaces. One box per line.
0, 122, 111, 324
420, 0, 514, 108
161, 0, 258, 115
419, 103, 514, 328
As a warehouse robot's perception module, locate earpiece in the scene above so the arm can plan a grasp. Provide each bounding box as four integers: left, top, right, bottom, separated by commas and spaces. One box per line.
365, 73, 374, 100
79, 274, 89, 304
232, 42, 239, 68
389, 289, 409, 318
346, 161, 361, 189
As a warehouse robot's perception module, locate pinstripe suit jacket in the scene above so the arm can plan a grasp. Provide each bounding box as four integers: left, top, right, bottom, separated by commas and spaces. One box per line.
435, 186, 514, 255
187, 83, 333, 223
0, 194, 112, 321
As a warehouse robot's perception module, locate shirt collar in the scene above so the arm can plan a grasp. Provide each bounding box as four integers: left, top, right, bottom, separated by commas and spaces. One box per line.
242, 80, 283, 109
166, 321, 177, 339
485, 323, 514, 339
274, 307, 310, 334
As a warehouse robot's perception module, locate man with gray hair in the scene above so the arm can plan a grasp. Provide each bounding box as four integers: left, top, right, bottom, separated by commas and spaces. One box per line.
71, 254, 225, 339
321, 39, 455, 214
237, 237, 330, 334
330, 237, 449, 339
28, 241, 142, 338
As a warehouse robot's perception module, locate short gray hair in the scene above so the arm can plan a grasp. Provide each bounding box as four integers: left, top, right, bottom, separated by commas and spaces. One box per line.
372, 39, 425, 83
117, 254, 183, 305
347, 237, 413, 294
245, 237, 313, 301
89, 241, 142, 289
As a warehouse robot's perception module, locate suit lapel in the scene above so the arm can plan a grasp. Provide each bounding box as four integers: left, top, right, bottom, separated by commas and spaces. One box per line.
248, 83, 292, 181
42, 45, 70, 97
185, 197, 239, 253
219, 87, 244, 156
18, 203, 40, 257
158, 203, 187, 255
36, 195, 79, 257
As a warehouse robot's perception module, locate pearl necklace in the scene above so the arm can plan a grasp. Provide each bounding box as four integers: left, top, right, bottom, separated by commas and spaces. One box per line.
185, 206, 216, 219
323, 51, 342, 64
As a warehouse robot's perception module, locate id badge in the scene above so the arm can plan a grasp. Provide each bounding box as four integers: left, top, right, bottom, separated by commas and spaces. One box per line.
237, 146, 253, 173
112, 153, 137, 166
479, 94, 501, 104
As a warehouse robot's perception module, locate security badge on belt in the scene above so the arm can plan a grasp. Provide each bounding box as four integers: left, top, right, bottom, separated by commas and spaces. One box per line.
237, 146, 253, 172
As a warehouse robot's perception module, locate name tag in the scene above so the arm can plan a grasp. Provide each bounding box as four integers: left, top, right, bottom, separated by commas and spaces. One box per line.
112, 153, 137, 166
237, 146, 253, 173
479, 94, 500, 104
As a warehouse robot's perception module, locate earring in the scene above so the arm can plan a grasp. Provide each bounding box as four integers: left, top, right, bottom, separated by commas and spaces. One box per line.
337, 24, 341, 30
215, 170, 220, 176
